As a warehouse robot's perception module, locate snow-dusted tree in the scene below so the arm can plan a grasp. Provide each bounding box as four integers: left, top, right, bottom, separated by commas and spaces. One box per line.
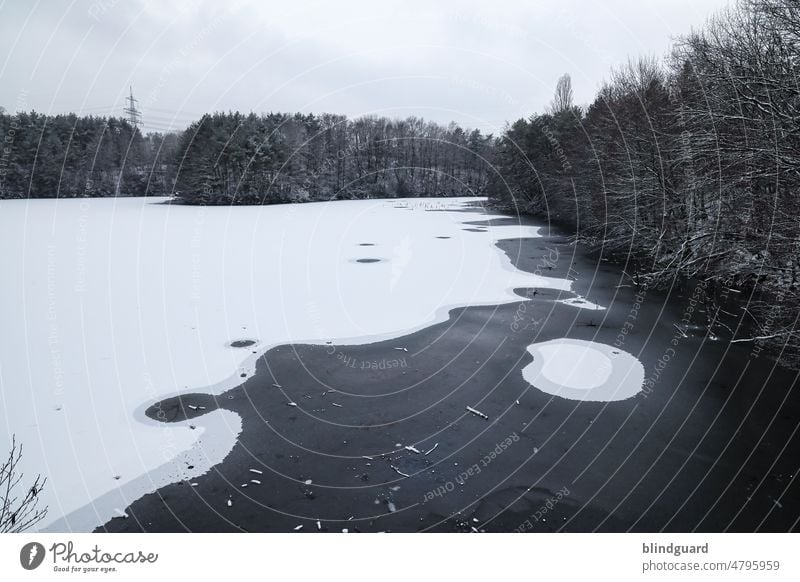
489, 0, 800, 364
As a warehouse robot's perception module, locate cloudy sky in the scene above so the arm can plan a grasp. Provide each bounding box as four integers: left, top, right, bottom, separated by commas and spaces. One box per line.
1, 0, 731, 134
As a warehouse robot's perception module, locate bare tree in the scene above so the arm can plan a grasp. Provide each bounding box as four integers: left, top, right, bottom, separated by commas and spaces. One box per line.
549, 74, 575, 115
0, 436, 47, 533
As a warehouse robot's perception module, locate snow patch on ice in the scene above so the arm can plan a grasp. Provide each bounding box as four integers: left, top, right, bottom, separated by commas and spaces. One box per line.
555, 296, 607, 310
40, 408, 241, 532
522, 338, 644, 401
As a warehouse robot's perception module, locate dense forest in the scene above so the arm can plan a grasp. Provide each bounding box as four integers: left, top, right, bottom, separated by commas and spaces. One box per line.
0, 111, 178, 198
174, 113, 494, 204
489, 0, 800, 365
0, 110, 493, 203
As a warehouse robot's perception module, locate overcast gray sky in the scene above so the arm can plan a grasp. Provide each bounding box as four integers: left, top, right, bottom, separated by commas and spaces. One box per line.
0, 0, 731, 134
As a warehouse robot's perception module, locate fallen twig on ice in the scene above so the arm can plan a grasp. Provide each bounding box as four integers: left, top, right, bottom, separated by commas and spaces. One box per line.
466, 406, 488, 420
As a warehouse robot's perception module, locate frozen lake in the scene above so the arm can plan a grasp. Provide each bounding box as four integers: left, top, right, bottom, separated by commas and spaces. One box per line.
0, 196, 638, 531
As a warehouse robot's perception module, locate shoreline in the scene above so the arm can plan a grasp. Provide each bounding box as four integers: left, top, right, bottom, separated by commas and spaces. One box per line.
486, 201, 799, 373
98, 209, 800, 533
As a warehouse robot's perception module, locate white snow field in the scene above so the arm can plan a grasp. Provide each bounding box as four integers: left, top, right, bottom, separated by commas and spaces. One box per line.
522, 338, 645, 402
0, 196, 595, 531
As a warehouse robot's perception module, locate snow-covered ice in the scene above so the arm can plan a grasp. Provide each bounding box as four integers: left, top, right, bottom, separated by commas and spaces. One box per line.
0, 196, 574, 531
522, 338, 644, 401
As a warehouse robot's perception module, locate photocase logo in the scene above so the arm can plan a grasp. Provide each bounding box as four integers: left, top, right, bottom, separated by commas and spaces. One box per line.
19, 542, 46, 570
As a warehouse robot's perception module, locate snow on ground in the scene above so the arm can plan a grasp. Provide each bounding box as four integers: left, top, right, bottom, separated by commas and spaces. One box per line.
522, 338, 645, 401
0, 196, 583, 531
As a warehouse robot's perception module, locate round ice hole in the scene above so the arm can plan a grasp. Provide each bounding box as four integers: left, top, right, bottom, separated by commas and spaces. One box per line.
229, 339, 257, 348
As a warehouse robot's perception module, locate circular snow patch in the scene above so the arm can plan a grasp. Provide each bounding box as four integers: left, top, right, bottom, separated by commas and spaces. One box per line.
522, 338, 644, 401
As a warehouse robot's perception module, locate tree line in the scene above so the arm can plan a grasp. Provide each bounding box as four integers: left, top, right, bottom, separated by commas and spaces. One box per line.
489, 0, 800, 365
173, 112, 493, 204
0, 109, 494, 204
0, 110, 178, 199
